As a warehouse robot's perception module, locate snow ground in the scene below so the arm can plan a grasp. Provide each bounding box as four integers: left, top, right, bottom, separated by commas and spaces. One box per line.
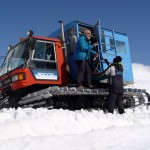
0, 63, 150, 150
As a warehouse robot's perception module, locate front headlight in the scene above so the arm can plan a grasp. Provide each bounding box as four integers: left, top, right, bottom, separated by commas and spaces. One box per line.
12, 73, 25, 82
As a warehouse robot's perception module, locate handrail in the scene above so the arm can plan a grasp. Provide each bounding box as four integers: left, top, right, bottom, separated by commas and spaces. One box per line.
101, 42, 115, 47
101, 33, 113, 38
101, 27, 126, 35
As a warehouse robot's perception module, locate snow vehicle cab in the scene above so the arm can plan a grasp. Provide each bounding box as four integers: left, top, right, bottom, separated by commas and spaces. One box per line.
50, 20, 134, 85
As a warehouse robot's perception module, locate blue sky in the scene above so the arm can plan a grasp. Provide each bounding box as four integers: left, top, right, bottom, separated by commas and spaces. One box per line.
0, 0, 150, 66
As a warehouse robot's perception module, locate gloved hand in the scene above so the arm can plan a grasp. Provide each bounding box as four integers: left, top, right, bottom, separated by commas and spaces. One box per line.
93, 53, 99, 61
92, 42, 98, 47
104, 59, 109, 66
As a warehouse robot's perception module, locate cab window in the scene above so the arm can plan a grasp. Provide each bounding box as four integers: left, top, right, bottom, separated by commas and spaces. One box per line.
31, 40, 57, 69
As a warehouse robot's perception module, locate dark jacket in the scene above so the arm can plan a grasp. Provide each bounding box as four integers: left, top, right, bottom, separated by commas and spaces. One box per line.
105, 63, 124, 93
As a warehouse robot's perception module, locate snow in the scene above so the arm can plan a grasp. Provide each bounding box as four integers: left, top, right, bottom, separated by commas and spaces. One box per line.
0, 63, 150, 150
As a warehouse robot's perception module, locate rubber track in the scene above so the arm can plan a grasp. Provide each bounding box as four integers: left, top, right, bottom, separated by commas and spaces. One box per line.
0, 86, 149, 109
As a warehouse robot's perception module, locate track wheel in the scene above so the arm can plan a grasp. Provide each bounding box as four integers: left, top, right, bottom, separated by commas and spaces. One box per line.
123, 96, 135, 108
75, 96, 90, 110
8, 95, 20, 109
92, 96, 106, 109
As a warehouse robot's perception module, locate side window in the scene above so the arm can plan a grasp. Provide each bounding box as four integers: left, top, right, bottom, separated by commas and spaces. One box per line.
31, 40, 57, 69
116, 40, 126, 53
33, 42, 45, 59
45, 43, 55, 60
109, 38, 115, 52
67, 27, 77, 54
33, 41, 56, 61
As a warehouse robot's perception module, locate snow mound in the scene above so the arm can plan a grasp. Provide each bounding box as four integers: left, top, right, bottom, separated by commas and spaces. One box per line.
0, 63, 150, 150
0, 106, 150, 141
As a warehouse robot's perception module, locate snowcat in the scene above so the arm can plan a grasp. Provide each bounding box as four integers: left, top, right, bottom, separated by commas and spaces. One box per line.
0, 20, 149, 110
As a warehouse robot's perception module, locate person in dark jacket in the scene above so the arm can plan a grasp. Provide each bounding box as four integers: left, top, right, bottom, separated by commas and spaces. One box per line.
105, 56, 125, 114
74, 29, 98, 88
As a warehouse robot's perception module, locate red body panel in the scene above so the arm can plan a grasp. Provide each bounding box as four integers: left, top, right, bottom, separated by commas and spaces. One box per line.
0, 38, 67, 94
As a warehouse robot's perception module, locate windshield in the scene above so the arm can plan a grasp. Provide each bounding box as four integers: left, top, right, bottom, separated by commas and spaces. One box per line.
0, 39, 30, 76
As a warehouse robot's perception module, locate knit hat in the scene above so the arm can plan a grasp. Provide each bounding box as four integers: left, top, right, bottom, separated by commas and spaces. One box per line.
113, 56, 122, 63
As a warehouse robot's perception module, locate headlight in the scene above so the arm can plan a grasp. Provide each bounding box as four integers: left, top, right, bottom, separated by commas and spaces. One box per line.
12, 73, 25, 82
0, 73, 26, 88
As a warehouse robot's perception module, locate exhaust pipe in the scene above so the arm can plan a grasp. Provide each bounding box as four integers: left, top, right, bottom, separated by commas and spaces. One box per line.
58, 21, 67, 62
58, 21, 70, 80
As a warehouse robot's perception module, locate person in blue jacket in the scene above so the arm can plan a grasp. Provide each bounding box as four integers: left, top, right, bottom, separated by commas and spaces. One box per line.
74, 29, 98, 88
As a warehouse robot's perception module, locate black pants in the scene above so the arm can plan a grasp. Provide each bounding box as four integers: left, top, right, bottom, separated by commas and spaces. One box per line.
107, 91, 125, 114
76, 60, 91, 86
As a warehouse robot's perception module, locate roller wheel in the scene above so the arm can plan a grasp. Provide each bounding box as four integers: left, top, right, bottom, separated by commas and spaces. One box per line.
8, 94, 20, 109
75, 96, 90, 110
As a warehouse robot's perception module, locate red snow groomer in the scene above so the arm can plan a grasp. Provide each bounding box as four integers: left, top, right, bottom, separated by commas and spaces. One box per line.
0, 21, 149, 109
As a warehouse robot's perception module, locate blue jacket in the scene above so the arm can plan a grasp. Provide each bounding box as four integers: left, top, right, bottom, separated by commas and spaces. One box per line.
74, 35, 97, 60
